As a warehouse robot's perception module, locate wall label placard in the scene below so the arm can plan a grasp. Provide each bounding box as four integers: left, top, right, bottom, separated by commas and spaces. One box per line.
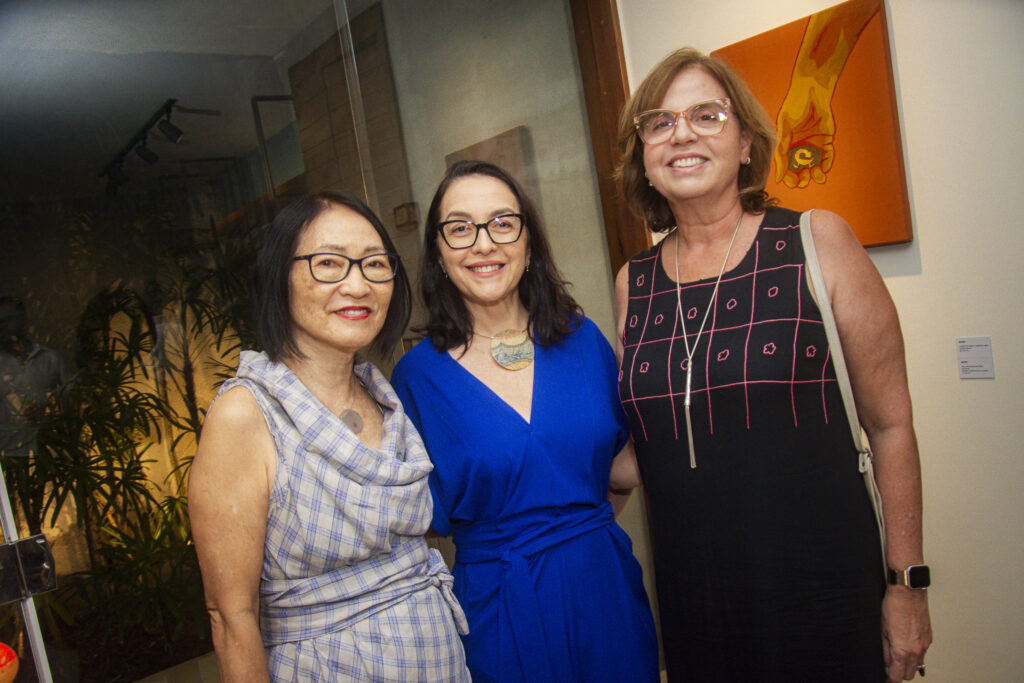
956, 336, 994, 379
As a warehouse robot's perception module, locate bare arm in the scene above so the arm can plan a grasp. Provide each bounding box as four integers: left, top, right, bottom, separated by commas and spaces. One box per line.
189, 386, 276, 683
811, 210, 931, 681
613, 263, 631, 366
608, 440, 642, 516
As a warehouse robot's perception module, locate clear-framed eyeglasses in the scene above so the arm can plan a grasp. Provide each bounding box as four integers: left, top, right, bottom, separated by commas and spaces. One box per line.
292, 252, 400, 283
633, 98, 731, 145
438, 213, 525, 250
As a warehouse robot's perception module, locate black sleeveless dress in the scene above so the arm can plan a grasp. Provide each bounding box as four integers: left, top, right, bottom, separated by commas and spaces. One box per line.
619, 207, 884, 682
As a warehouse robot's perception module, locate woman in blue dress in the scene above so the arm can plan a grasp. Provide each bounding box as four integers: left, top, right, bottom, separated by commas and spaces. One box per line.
391, 160, 658, 683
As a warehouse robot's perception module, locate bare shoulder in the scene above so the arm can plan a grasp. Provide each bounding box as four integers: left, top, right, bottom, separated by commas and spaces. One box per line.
806, 209, 882, 298
205, 384, 264, 427
614, 261, 631, 304
191, 385, 275, 491
613, 261, 633, 359
808, 209, 864, 256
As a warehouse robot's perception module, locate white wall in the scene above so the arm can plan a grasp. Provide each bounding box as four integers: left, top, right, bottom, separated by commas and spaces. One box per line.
617, 1, 1024, 679
378, 0, 616, 334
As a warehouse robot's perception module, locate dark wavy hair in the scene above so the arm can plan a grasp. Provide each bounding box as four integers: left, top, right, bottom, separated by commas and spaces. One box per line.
419, 160, 581, 351
253, 189, 412, 362
615, 47, 777, 232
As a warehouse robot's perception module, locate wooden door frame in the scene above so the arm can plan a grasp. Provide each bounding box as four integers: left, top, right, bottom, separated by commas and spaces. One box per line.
568, 0, 650, 276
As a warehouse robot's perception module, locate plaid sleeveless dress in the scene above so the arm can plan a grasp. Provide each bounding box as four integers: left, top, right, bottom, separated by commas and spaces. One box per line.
218, 351, 469, 681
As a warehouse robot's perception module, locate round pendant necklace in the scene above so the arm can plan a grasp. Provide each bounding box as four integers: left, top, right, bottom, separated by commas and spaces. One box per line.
673, 210, 744, 470
339, 377, 383, 434
473, 328, 534, 371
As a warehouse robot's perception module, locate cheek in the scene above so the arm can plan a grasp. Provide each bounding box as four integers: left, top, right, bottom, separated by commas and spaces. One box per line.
377, 283, 394, 310
437, 240, 457, 272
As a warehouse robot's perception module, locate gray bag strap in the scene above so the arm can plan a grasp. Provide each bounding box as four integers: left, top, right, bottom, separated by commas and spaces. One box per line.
799, 210, 887, 574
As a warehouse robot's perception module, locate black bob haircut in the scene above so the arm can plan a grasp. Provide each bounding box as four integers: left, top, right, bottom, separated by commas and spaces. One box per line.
253, 189, 412, 362
419, 160, 581, 351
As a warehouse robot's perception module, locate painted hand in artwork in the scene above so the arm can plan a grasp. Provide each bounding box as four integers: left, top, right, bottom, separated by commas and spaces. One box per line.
773, 0, 878, 188
774, 82, 836, 188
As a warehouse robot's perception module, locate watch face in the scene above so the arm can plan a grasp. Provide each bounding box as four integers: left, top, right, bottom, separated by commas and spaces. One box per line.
907, 565, 931, 588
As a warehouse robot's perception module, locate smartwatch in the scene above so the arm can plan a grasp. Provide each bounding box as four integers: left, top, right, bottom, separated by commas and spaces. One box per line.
887, 564, 930, 589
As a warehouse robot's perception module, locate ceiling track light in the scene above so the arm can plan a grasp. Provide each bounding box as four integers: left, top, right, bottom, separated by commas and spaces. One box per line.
135, 141, 158, 165
98, 98, 188, 192
157, 118, 184, 144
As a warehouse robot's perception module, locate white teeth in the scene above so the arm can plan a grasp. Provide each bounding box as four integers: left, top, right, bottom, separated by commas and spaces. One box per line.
671, 157, 704, 168
469, 264, 502, 273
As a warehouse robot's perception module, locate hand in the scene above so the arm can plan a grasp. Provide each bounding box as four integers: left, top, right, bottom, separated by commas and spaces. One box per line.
881, 586, 932, 681
773, 82, 836, 189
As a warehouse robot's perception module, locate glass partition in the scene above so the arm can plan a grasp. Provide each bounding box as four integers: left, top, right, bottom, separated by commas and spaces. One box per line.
0, 1, 617, 678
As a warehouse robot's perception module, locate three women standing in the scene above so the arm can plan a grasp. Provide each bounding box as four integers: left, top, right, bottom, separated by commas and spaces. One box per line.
614, 48, 931, 681
392, 160, 658, 682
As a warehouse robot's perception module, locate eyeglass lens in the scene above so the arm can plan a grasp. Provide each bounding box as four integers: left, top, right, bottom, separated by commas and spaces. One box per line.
637, 100, 729, 144
441, 214, 523, 249
306, 253, 397, 283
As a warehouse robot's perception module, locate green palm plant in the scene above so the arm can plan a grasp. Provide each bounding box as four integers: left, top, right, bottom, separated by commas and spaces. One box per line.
1, 204, 266, 679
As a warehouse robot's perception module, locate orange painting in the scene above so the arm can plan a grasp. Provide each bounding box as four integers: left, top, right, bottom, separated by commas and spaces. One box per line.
712, 0, 912, 246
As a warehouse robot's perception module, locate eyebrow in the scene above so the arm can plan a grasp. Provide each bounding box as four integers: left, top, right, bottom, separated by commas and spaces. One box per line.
443, 207, 519, 222
310, 244, 387, 256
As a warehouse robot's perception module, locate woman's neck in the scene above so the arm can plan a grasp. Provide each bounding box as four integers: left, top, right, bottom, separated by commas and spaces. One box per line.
281, 347, 359, 411
671, 200, 746, 249
466, 297, 530, 337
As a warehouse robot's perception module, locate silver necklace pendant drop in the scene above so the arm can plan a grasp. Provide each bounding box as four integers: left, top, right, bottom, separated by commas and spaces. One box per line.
674, 211, 745, 469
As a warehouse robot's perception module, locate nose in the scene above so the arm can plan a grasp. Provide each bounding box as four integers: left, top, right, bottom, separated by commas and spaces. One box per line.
338, 264, 372, 296
670, 114, 699, 144
471, 225, 498, 253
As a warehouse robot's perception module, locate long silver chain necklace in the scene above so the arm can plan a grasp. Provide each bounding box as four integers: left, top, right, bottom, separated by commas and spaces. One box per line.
473, 328, 534, 371
673, 211, 744, 469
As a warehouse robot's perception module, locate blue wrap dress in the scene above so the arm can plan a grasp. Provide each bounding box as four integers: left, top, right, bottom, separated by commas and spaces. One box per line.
392, 318, 658, 683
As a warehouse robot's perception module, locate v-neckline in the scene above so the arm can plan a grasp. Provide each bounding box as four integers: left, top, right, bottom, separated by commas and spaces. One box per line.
441, 347, 537, 426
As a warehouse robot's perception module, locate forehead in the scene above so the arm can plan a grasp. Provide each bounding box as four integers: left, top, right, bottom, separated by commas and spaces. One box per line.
440, 174, 520, 217
296, 204, 384, 252
658, 66, 727, 108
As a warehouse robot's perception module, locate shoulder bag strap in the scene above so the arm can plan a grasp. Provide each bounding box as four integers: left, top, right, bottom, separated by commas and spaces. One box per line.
799, 210, 887, 574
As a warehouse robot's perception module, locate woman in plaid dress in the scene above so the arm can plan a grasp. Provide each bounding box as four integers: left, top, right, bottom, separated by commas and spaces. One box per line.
189, 190, 470, 682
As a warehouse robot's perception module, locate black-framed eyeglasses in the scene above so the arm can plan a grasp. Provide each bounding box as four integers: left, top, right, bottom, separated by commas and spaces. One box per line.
292, 252, 400, 283
633, 98, 731, 145
438, 213, 525, 249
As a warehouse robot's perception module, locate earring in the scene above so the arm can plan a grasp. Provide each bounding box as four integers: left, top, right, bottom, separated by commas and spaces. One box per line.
743, 156, 751, 165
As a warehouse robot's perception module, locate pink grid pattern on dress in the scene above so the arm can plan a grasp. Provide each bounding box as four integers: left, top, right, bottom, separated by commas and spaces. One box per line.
620, 224, 837, 443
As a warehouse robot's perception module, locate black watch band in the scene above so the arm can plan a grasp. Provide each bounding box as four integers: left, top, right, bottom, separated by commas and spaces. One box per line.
887, 564, 930, 589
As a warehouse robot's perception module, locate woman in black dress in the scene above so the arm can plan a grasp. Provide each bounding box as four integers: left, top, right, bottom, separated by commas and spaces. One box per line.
613, 47, 931, 682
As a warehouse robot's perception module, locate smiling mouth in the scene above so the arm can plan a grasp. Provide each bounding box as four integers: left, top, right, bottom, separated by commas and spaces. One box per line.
670, 157, 706, 168
336, 307, 371, 319
468, 264, 503, 273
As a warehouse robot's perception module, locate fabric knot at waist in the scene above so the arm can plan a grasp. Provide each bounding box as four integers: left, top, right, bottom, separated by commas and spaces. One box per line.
452, 502, 615, 682
260, 537, 467, 646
